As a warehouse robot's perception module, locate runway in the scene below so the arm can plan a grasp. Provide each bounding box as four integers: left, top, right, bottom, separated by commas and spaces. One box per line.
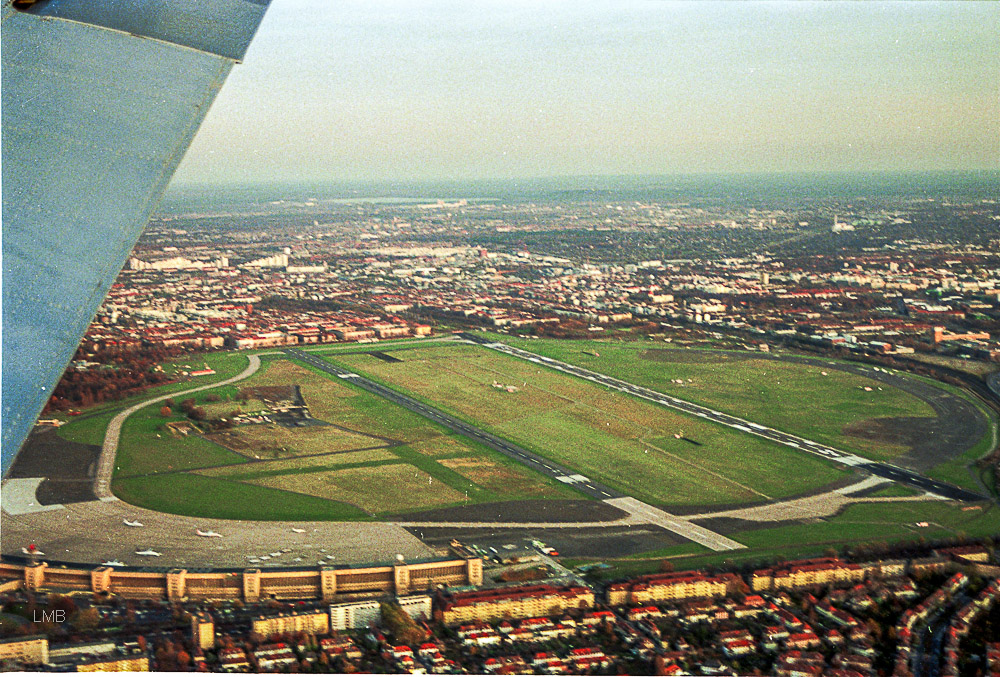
458, 333, 989, 503
2, 339, 987, 569
284, 347, 747, 552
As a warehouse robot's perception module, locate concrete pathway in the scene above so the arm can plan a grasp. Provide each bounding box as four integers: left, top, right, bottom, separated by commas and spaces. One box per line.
684, 477, 946, 523
1, 478, 64, 515
94, 355, 262, 499
602, 497, 746, 551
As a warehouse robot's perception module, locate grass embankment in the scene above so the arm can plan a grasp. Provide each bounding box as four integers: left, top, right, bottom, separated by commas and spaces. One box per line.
56, 351, 252, 446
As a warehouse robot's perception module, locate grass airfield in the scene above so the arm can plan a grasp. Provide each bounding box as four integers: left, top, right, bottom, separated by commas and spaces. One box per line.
491, 334, 936, 461
53, 333, 994, 567
329, 343, 851, 508
110, 357, 579, 520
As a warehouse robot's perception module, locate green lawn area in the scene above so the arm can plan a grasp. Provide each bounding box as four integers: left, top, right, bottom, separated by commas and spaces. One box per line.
112, 473, 369, 521
111, 355, 579, 519
114, 413, 248, 477
867, 483, 921, 498
55, 351, 251, 446
57, 410, 120, 446
487, 333, 937, 461
327, 343, 850, 508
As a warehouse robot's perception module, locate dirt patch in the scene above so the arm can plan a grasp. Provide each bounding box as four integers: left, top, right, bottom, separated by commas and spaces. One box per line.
844, 417, 932, 449
842, 407, 985, 470
390, 499, 627, 523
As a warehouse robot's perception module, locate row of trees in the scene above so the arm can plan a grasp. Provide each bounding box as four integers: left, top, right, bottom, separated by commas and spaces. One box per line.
44, 344, 187, 412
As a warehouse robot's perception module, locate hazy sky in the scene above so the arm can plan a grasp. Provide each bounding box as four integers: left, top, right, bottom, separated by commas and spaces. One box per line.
172, 0, 1000, 185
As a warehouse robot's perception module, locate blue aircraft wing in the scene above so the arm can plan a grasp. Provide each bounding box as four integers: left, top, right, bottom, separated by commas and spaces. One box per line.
2, 0, 271, 474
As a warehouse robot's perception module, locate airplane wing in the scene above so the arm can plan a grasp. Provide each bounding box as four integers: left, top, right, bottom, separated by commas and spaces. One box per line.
1, 0, 271, 474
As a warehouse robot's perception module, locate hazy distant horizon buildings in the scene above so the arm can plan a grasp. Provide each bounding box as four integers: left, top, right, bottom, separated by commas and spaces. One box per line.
129, 255, 229, 271
170, 2, 1000, 186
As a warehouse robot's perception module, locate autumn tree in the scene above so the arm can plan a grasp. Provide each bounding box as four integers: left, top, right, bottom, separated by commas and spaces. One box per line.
69, 607, 100, 631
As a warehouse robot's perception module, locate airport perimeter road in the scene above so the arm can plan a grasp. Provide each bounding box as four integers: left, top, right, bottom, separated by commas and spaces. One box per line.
460, 334, 988, 503
284, 348, 746, 552
94, 355, 262, 500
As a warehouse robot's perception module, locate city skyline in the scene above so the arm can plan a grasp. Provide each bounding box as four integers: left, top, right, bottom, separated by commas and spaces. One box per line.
172, 0, 1000, 186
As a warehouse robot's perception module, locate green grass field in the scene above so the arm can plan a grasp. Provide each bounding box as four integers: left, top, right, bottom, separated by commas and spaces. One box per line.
487, 334, 944, 461
112, 356, 580, 518
112, 473, 370, 521
56, 351, 252, 446
86, 339, 996, 562
328, 343, 851, 507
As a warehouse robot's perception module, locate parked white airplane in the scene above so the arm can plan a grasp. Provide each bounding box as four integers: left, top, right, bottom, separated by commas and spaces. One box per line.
290, 528, 306, 533
195, 529, 223, 538
21, 547, 45, 556
102, 560, 125, 567
135, 549, 161, 557
123, 518, 144, 527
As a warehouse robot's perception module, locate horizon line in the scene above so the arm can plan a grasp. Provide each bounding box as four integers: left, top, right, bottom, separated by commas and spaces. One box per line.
166, 168, 1000, 190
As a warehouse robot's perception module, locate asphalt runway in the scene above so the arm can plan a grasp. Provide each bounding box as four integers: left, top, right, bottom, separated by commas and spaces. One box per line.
283, 348, 623, 502
284, 347, 746, 552
459, 333, 990, 503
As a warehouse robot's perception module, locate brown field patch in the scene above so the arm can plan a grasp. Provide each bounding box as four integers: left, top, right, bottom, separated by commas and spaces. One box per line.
196, 448, 398, 477
205, 424, 385, 460
438, 457, 561, 497
842, 417, 927, 458
247, 464, 466, 514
